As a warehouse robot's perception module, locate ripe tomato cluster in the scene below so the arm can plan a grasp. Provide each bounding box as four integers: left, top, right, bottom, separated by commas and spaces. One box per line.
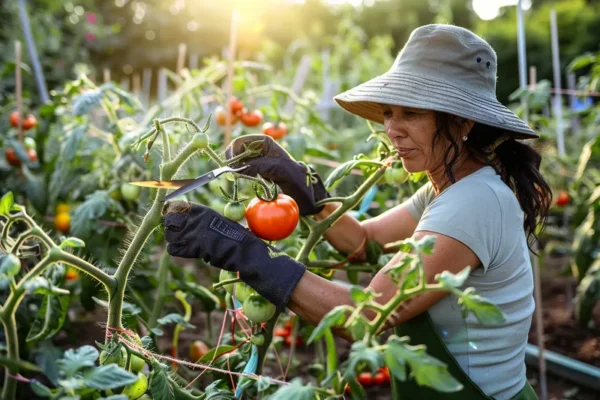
10, 111, 37, 130
54, 203, 71, 233
5, 137, 38, 167
273, 320, 303, 347
214, 97, 288, 140
215, 97, 264, 128
356, 367, 391, 386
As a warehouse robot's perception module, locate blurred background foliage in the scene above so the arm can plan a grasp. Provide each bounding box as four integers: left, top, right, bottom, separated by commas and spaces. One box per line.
3, 0, 600, 109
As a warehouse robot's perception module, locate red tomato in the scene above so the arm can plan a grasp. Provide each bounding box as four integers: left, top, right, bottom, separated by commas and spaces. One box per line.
215, 106, 238, 126
380, 367, 390, 382
22, 114, 37, 130
262, 122, 288, 140
9, 112, 20, 128
357, 372, 373, 386
5, 148, 21, 167
240, 109, 263, 127
373, 372, 387, 385
27, 149, 38, 162
273, 327, 291, 337
245, 194, 299, 241
228, 97, 244, 116
284, 335, 303, 347
189, 340, 210, 361
556, 190, 569, 207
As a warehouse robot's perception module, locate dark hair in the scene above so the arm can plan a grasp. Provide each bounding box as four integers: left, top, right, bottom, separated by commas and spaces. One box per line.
434, 113, 552, 246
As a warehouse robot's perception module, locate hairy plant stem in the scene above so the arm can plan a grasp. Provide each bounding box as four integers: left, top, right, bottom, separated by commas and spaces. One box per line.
107, 136, 199, 333
297, 164, 387, 265
148, 248, 171, 329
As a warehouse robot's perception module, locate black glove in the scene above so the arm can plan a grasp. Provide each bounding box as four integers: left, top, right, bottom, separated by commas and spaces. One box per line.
162, 201, 306, 312
225, 134, 330, 216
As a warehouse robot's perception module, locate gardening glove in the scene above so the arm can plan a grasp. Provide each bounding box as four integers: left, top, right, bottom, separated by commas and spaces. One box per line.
161, 200, 306, 312
225, 134, 330, 216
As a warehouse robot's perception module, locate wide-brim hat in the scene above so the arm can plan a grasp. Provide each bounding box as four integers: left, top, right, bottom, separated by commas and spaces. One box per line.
334, 24, 538, 139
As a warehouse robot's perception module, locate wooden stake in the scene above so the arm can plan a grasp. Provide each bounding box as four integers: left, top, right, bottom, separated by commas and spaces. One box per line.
177, 43, 187, 75
283, 55, 312, 115
103, 68, 111, 83
533, 243, 548, 400
224, 9, 239, 146
142, 68, 152, 106
15, 41, 23, 142
132, 72, 141, 94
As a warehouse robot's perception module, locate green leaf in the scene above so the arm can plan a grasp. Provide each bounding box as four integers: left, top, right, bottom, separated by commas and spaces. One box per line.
63, 124, 88, 161
384, 347, 407, 381
72, 90, 104, 116
568, 53, 597, 72
184, 282, 220, 311
574, 137, 596, 188
457, 288, 506, 325
92, 297, 141, 316
35, 342, 64, 386
24, 276, 70, 296
343, 341, 383, 380
324, 160, 359, 190
57, 345, 99, 378
268, 379, 314, 400
22, 166, 47, 214
416, 235, 436, 255
366, 240, 383, 265
436, 267, 470, 289
157, 313, 196, 329
307, 305, 351, 344
150, 367, 174, 400
60, 237, 86, 249
83, 364, 138, 390
257, 376, 272, 392
0, 192, 14, 216
349, 286, 370, 304
70, 191, 112, 238
150, 328, 164, 336
26, 294, 70, 345
205, 390, 237, 400
198, 345, 236, 363
0, 253, 21, 277
386, 336, 462, 392
30, 379, 53, 397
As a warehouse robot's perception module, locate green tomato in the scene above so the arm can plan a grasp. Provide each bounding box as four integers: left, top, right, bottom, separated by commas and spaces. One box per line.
122, 372, 148, 400
208, 179, 222, 193
0, 253, 21, 277
384, 166, 409, 185
235, 282, 256, 303
243, 294, 276, 323
99, 347, 127, 368
224, 202, 245, 221
219, 270, 237, 295
120, 183, 141, 200
191, 132, 209, 149
129, 354, 145, 373
24, 137, 36, 151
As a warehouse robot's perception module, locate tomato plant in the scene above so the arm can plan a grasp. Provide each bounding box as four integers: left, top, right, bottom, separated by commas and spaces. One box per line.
245, 194, 300, 241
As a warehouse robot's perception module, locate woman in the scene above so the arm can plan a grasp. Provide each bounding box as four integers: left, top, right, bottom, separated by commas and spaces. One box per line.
162, 25, 550, 399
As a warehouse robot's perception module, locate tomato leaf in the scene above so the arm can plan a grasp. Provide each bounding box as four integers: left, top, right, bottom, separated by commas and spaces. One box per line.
72, 90, 104, 116
83, 364, 138, 390
324, 160, 360, 191
268, 379, 313, 400
70, 191, 113, 238
307, 305, 352, 344
568, 52, 597, 72
60, 237, 86, 249
29, 379, 53, 397
157, 313, 196, 329
342, 342, 383, 381
385, 336, 462, 392
457, 288, 505, 325
150, 367, 174, 400
0, 192, 14, 216
26, 293, 70, 345
198, 345, 236, 363
57, 345, 99, 378
35, 341, 64, 386
436, 267, 470, 289
24, 276, 70, 296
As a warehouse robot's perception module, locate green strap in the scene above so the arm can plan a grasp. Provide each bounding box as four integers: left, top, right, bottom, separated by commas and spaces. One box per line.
391, 312, 538, 400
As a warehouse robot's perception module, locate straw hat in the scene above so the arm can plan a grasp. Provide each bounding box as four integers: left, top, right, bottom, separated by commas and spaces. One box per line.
334, 24, 538, 139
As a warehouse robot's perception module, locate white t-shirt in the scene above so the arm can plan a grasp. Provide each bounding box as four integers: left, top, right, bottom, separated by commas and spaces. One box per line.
406, 166, 534, 400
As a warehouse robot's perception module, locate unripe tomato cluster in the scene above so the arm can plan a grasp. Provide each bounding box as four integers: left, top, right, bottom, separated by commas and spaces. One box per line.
218, 270, 276, 324
99, 335, 149, 399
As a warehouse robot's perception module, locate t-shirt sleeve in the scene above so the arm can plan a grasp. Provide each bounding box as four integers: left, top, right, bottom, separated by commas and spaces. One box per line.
415, 182, 502, 272
406, 182, 435, 222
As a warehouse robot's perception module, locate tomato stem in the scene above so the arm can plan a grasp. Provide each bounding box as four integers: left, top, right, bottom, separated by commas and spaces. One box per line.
213, 277, 242, 290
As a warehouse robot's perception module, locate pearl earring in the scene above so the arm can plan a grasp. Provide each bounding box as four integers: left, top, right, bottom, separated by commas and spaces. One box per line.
462, 135, 468, 142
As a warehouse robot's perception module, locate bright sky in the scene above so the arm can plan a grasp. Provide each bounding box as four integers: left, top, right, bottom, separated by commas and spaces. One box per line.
472, 0, 532, 20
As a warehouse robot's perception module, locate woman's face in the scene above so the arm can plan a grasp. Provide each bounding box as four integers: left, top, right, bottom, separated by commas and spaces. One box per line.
382, 104, 463, 174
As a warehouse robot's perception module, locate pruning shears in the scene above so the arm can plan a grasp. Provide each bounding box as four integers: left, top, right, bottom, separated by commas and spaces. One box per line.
130, 165, 249, 202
